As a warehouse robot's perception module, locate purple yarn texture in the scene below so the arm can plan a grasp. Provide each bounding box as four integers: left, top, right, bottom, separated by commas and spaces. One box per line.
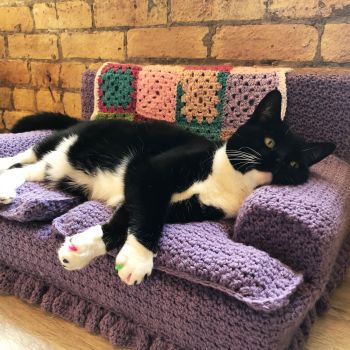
81, 70, 96, 120
53, 201, 303, 312
0, 182, 81, 222
223, 72, 279, 130
286, 72, 350, 161
0, 69, 348, 349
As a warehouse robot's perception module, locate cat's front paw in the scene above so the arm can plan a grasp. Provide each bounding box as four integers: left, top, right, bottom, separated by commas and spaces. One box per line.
115, 234, 154, 285
0, 186, 16, 204
0, 169, 23, 204
58, 225, 106, 270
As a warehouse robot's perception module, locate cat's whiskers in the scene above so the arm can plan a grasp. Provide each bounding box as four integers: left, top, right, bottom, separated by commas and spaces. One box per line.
227, 152, 258, 161
227, 158, 260, 164
238, 147, 262, 158
227, 149, 260, 159
227, 151, 261, 163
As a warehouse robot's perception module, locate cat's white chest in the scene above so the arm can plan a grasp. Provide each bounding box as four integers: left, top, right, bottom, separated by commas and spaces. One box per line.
171, 146, 272, 217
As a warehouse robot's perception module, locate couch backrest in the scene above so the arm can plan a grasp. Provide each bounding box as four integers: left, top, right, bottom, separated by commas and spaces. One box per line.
81, 63, 349, 161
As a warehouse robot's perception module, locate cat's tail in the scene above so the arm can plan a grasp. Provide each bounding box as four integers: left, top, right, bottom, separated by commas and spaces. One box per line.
11, 112, 83, 133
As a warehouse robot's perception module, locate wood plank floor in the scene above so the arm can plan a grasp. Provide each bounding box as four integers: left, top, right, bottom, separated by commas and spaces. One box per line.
0, 271, 349, 350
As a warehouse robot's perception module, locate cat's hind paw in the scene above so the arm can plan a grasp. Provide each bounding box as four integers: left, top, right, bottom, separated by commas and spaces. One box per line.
115, 234, 154, 285
58, 225, 106, 270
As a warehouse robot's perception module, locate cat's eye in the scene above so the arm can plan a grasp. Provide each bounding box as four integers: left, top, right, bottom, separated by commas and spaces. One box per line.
290, 160, 299, 168
264, 137, 276, 149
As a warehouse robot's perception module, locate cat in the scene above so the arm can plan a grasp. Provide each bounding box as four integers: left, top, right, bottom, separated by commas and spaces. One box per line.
0, 90, 335, 285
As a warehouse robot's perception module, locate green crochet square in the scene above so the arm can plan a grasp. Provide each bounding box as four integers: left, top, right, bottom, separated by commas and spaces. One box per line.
100, 68, 135, 110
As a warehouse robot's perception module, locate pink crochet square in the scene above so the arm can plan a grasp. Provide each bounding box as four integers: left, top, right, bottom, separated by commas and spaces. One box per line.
136, 66, 182, 123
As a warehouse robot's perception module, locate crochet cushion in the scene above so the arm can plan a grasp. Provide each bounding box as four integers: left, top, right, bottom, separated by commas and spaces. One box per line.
53, 201, 303, 312
0, 182, 81, 222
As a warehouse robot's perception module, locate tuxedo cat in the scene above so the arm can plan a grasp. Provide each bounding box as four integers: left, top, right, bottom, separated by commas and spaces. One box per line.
0, 90, 335, 285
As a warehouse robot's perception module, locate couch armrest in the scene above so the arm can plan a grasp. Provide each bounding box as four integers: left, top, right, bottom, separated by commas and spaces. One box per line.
0, 131, 51, 158
234, 155, 350, 288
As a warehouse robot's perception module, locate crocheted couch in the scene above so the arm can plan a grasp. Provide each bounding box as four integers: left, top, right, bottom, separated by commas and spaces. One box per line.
0, 64, 349, 350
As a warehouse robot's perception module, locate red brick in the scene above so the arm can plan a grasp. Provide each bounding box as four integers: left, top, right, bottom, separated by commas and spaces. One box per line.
94, 0, 167, 27
128, 27, 208, 58
60, 62, 87, 89
172, 0, 265, 22
0, 36, 5, 59
0, 60, 30, 85
31, 62, 61, 88
33, 1, 92, 29
63, 92, 81, 118
212, 25, 318, 61
270, 0, 350, 18
0, 87, 12, 109
8, 34, 58, 60
36, 89, 64, 113
0, 7, 33, 32
322, 24, 350, 62
61, 32, 124, 59
13, 88, 35, 111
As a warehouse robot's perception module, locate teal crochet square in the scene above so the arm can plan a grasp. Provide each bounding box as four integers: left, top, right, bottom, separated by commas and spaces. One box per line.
100, 68, 135, 110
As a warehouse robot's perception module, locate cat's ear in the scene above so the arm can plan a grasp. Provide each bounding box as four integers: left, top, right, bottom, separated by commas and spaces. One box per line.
251, 90, 282, 123
302, 142, 336, 166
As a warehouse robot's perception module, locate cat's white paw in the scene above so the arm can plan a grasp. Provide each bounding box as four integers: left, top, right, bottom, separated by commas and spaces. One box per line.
0, 157, 13, 173
115, 234, 154, 285
0, 169, 26, 204
58, 225, 106, 270
0, 184, 17, 204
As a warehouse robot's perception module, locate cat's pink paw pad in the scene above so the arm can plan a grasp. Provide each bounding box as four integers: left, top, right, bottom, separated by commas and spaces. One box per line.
115, 235, 154, 285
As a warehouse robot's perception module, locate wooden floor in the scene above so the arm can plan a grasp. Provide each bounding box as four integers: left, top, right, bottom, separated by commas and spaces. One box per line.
0, 271, 349, 350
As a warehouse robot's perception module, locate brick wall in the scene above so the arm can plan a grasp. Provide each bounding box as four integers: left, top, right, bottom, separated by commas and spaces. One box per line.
0, 0, 349, 130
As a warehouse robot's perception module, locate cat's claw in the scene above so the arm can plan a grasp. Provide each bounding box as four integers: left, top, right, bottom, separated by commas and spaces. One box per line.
58, 225, 106, 270
115, 234, 154, 285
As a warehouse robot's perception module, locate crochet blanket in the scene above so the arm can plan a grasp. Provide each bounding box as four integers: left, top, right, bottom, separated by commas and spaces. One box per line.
82, 67, 350, 161
91, 63, 289, 141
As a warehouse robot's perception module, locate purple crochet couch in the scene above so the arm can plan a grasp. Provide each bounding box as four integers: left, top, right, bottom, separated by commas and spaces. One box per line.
0, 68, 349, 350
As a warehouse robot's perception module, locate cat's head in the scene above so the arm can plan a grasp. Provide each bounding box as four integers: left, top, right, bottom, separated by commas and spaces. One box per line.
226, 90, 336, 185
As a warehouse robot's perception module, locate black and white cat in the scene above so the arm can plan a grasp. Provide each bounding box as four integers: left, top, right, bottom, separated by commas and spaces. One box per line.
0, 91, 335, 285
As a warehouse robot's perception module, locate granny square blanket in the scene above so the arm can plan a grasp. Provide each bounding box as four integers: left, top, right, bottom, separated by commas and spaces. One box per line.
92, 63, 289, 140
